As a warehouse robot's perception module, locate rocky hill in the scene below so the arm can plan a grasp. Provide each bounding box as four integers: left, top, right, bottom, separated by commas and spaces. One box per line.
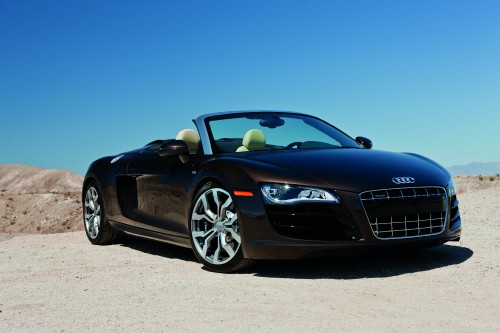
447, 161, 500, 176
0, 164, 84, 234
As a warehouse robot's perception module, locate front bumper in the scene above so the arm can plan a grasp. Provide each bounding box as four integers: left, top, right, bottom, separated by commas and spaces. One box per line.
236, 189, 462, 260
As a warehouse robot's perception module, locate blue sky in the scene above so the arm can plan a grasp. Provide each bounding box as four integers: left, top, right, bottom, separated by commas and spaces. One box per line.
1, 0, 499, 175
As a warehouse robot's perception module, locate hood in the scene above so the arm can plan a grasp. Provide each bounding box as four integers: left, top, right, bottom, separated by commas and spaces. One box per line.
226, 148, 450, 192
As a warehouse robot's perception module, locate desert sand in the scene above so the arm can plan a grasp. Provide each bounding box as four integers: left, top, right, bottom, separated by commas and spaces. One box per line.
0, 168, 499, 332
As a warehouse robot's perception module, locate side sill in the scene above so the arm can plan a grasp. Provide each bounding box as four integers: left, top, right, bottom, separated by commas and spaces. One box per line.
109, 220, 191, 249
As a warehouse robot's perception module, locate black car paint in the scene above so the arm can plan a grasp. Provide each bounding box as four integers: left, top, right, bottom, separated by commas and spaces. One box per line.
84, 136, 461, 260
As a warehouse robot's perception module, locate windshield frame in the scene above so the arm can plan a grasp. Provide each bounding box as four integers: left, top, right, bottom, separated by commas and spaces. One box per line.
194, 111, 361, 155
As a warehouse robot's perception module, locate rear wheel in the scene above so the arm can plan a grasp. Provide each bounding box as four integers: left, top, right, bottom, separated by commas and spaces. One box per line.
83, 181, 120, 244
189, 182, 253, 273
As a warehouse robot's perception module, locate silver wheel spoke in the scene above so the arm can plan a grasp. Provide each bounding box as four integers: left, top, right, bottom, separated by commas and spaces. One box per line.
212, 189, 221, 214
223, 211, 237, 226
201, 231, 216, 258
192, 229, 215, 239
192, 212, 215, 224
213, 236, 222, 263
200, 194, 216, 221
227, 228, 241, 244
94, 216, 100, 229
220, 197, 232, 218
221, 235, 235, 257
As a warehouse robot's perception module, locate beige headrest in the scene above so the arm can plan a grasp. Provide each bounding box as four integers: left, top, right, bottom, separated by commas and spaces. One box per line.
176, 129, 200, 153
236, 145, 249, 152
240, 129, 266, 151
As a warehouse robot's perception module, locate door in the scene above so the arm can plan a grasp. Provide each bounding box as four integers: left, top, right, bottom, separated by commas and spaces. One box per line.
127, 149, 192, 237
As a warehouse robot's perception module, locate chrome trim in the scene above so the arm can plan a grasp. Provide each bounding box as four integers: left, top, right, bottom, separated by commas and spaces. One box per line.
359, 186, 448, 240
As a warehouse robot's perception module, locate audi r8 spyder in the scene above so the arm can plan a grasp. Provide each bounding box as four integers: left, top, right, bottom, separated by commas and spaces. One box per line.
83, 111, 462, 273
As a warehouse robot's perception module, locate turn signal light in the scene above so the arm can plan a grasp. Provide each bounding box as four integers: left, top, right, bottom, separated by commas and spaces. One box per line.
233, 191, 254, 197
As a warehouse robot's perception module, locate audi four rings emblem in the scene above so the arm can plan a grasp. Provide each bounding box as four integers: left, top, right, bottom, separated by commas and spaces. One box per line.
392, 177, 415, 184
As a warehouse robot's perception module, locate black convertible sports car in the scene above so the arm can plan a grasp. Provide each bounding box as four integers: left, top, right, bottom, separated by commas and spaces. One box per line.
83, 111, 461, 272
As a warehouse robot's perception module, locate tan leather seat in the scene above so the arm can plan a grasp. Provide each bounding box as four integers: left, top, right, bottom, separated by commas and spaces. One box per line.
236, 129, 266, 152
176, 129, 200, 154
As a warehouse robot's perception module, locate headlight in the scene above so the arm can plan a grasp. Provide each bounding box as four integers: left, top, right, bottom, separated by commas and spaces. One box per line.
448, 179, 457, 197
260, 183, 341, 205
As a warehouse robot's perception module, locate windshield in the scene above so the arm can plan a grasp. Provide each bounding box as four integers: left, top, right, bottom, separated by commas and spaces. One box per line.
206, 113, 361, 153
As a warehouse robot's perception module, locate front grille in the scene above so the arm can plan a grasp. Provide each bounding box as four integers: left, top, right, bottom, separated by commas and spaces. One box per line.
359, 186, 448, 240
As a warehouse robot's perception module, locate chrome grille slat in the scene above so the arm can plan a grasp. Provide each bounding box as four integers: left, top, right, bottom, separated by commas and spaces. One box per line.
360, 186, 448, 240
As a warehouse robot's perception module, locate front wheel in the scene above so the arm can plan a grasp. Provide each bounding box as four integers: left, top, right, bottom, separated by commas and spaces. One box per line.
189, 182, 253, 273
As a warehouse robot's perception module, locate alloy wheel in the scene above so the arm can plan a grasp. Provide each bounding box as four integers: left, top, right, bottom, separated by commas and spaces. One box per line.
190, 188, 241, 265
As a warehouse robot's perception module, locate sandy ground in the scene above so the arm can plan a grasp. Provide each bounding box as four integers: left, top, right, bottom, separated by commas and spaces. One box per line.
0, 176, 499, 332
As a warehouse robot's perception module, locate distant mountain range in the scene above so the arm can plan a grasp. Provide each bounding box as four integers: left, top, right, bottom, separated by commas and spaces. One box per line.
447, 162, 500, 176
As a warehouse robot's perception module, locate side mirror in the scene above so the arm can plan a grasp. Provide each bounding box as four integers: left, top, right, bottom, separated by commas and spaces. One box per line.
159, 140, 189, 158
355, 136, 373, 149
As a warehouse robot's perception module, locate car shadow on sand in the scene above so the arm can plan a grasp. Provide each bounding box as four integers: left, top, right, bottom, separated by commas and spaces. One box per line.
249, 245, 473, 279
119, 237, 198, 262
118, 238, 473, 280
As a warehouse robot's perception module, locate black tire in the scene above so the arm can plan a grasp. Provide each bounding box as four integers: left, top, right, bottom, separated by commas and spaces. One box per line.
82, 181, 121, 245
189, 182, 253, 273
